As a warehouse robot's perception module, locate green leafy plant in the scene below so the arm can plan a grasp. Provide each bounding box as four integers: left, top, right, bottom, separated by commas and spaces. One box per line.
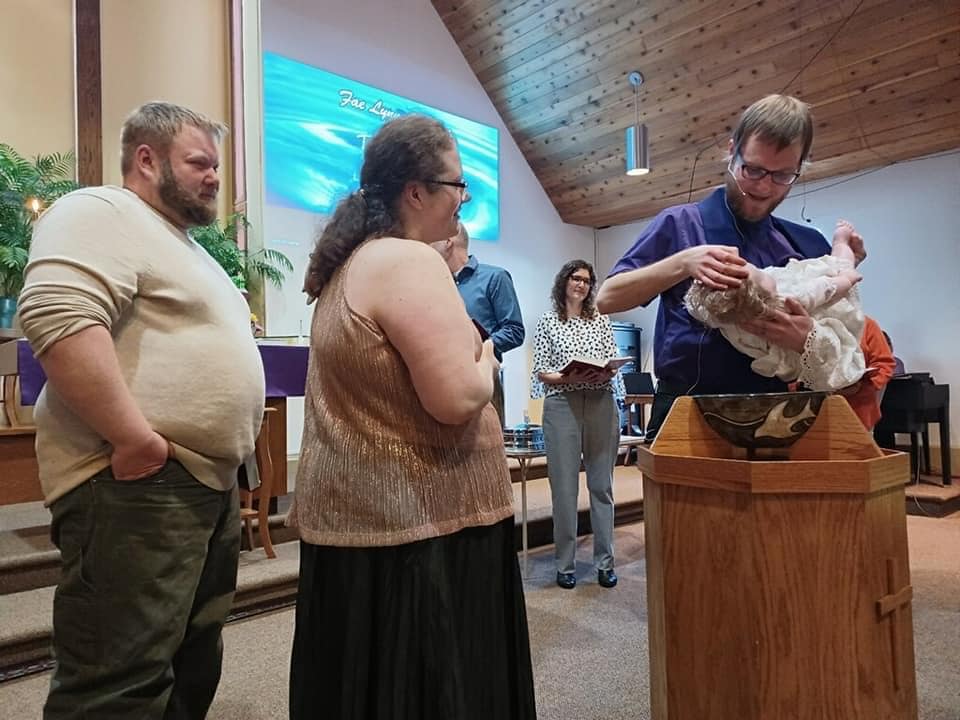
0, 144, 81, 297
190, 212, 293, 291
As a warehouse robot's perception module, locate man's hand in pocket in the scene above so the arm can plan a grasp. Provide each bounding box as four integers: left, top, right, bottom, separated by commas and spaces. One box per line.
111, 431, 173, 480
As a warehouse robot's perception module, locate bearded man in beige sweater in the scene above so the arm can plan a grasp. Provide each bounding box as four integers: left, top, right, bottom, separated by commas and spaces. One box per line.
19, 102, 265, 719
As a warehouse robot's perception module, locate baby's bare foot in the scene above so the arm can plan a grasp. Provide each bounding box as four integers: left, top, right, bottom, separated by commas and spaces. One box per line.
833, 219, 855, 245
832, 219, 866, 266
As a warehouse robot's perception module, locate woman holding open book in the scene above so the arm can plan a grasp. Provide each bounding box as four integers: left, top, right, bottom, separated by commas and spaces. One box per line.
531, 260, 626, 590
289, 114, 536, 719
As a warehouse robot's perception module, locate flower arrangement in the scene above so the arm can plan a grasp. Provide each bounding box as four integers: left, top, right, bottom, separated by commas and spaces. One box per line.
250, 311, 264, 337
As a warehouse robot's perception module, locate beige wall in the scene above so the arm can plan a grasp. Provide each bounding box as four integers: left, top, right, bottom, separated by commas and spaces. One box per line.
0, 0, 232, 220
0, 0, 75, 158
100, 0, 232, 218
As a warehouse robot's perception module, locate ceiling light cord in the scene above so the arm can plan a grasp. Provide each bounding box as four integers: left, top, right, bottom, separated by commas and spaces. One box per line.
633, 75, 640, 128
684, 0, 867, 203
780, 0, 866, 96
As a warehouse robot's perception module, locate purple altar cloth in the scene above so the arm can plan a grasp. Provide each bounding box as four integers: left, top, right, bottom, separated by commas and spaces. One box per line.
16, 339, 308, 406
258, 344, 309, 399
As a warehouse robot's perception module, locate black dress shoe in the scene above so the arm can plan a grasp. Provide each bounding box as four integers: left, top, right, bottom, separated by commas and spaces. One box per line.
556, 572, 576, 589
598, 568, 618, 588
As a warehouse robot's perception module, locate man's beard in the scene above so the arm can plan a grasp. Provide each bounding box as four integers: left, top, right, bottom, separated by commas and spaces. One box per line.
724, 177, 786, 223
158, 160, 217, 228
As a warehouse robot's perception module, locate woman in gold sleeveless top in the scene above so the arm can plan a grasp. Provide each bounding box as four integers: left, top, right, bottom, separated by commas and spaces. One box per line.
288, 114, 536, 719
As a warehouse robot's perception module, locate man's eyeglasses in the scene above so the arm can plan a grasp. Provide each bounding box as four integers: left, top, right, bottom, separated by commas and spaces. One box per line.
569, 275, 592, 285
734, 155, 801, 186
424, 179, 469, 194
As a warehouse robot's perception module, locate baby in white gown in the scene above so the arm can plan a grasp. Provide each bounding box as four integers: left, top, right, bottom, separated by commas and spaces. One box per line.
684, 220, 865, 391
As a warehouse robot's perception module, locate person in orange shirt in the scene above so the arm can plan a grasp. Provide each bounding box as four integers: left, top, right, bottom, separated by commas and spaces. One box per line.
839, 315, 896, 429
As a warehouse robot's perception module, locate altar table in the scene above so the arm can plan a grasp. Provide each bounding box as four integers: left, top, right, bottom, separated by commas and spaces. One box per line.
8, 339, 308, 498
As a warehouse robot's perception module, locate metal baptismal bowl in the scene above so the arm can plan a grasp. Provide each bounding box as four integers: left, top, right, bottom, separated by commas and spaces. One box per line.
692, 391, 828, 450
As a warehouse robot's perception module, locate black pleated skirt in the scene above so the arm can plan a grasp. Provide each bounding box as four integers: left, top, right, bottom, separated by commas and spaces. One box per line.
289, 517, 537, 720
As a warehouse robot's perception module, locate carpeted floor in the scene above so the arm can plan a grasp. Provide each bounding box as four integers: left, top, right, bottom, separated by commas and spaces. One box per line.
1, 513, 957, 720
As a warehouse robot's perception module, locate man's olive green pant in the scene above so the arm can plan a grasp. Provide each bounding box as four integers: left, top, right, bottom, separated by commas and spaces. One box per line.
44, 460, 240, 720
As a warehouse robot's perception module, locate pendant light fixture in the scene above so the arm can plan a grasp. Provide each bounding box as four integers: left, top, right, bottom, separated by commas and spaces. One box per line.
625, 71, 650, 176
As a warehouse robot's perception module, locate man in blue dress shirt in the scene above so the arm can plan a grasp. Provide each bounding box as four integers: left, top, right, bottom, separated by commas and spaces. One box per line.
432, 223, 525, 425
597, 94, 865, 440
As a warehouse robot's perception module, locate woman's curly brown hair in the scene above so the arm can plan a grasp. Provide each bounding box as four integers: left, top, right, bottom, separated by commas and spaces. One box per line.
303, 114, 454, 299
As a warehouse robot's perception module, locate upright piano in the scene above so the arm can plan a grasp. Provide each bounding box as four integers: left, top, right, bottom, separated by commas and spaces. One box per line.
874, 373, 951, 485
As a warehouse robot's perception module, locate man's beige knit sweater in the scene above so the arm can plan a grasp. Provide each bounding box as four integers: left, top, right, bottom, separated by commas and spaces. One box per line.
19, 186, 265, 505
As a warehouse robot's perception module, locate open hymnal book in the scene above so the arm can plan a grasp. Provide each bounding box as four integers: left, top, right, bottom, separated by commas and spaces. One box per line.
559, 356, 634, 376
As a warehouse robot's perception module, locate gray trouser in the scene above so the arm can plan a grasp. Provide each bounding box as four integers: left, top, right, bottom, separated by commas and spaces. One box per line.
542, 389, 619, 574
44, 461, 240, 720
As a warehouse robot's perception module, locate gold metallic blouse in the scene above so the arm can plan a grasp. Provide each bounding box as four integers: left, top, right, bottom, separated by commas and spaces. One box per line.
289, 246, 514, 547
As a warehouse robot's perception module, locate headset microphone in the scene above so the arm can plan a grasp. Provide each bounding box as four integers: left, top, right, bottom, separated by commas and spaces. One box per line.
727, 165, 747, 197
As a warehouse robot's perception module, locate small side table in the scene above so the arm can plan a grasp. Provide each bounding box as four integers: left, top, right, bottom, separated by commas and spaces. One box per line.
623, 393, 654, 436
622, 393, 654, 464
505, 446, 546, 576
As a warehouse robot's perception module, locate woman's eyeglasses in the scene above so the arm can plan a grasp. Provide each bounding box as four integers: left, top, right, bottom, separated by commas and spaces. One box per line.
568, 275, 592, 286
424, 179, 469, 195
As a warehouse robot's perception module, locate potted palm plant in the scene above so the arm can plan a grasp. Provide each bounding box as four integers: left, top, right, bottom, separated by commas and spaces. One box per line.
189, 211, 293, 292
191, 214, 293, 337
0, 144, 80, 328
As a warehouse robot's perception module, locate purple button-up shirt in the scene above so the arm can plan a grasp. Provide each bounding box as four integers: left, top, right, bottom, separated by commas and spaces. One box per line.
608, 188, 821, 394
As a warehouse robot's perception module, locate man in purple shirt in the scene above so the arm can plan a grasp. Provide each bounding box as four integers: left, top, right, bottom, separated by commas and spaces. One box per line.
597, 94, 865, 440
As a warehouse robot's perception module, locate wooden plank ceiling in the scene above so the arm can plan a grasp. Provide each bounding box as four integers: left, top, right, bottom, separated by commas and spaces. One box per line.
431, 0, 960, 228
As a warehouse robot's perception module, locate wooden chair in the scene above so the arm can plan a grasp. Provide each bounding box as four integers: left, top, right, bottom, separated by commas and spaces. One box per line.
1, 340, 27, 428
0, 365, 43, 506
239, 407, 277, 558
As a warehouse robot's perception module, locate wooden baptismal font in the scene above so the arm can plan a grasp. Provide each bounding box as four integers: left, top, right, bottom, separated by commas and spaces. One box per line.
637, 394, 917, 720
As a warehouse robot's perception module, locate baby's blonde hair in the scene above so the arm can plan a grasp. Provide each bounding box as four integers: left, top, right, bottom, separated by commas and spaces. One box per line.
685, 277, 780, 326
